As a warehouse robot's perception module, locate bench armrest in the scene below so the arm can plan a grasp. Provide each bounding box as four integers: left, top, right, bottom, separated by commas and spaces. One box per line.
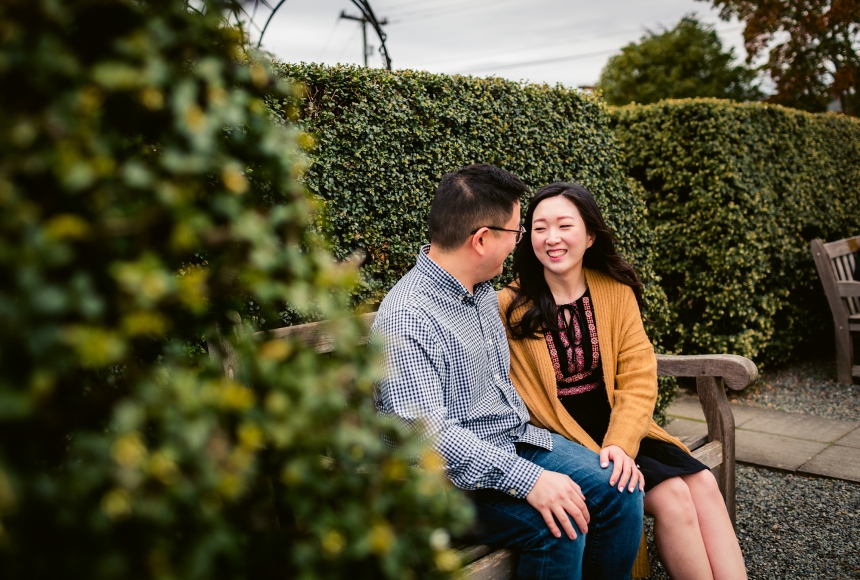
656, 353, 758, 391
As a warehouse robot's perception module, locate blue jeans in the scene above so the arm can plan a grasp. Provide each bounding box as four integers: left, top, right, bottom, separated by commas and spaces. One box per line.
468, 434, 644, 580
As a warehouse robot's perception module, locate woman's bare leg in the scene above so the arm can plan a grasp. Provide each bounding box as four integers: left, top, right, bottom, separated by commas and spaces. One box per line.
644, 477, 714, 580
681, 470, 747, 580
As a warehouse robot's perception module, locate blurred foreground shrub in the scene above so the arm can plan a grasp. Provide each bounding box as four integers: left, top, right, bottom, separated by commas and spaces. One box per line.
0, 1, 470, 578
268, 63, 678, 420
612, 99, 860, 363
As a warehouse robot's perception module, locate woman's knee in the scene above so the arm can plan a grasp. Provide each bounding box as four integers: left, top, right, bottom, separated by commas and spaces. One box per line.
683, 469, 723, 500
646, 477, 697, 525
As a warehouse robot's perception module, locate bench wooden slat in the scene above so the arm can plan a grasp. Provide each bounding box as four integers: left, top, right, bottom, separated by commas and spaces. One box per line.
679, 434, 708, 451
253, 312, 377, 354
835, 257, 860, 314
838, 281, 860, 298
822, 235, 860, 258
691, 440, 723, 470
456, 544, 494, 566
460, 548, 517, 580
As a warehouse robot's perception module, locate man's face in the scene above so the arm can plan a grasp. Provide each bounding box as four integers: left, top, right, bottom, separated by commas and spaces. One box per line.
485, 202, 522, 279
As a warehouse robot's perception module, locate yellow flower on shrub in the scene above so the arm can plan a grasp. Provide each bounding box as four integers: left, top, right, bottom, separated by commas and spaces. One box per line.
101, 488, 132, 519
321, 530, 345, 555
367, 523, 395, 555
111, 432, 148, 468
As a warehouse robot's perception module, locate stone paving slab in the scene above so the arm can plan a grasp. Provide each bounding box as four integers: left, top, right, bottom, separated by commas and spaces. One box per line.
666, 395, 705, 421
798, 444, 860, 482
666, 395, 765, 427
834, 425, 860, 449
738, 407, 858, 443
665, 393, 860, 482
726, 403, 766, 427
735, 430, 829, 471
664, 417, 708, 439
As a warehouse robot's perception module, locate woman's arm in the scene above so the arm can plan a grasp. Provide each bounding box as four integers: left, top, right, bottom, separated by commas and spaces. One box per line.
602, 286, 658, 459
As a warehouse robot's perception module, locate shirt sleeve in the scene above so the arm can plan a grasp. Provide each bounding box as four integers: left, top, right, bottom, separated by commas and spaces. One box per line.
373, 307, 543, 496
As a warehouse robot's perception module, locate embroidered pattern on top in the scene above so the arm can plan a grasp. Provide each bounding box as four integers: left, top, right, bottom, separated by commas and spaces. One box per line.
557, 382, 601, 396
545, 296, 600, 385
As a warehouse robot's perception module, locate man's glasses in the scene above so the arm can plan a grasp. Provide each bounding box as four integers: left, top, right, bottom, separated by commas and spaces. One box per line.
470, 225, 527, 244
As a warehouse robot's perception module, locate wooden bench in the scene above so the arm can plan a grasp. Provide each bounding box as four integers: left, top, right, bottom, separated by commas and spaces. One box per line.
211, 311, 758, 579
811, 235, 860, 384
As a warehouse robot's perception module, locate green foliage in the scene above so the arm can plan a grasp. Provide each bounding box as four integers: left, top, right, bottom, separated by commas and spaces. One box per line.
268, 63, 676, 420
597, 16, 762, 106
701, 0, 860, 115
0, 1, 469, 578
611, 99, 860, 364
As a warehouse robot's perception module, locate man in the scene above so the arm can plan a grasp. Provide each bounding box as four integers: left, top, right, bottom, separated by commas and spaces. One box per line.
372, 164, 643, 580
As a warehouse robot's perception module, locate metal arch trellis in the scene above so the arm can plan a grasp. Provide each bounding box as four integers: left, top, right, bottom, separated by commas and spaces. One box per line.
190, 0, 392, 70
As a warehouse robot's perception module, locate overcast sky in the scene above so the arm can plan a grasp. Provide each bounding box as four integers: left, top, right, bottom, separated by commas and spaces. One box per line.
245, 0, 751, 88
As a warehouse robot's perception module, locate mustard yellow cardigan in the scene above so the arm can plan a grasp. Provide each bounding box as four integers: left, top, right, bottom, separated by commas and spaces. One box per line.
499, 269, 687, 578
498, 269, 686, 458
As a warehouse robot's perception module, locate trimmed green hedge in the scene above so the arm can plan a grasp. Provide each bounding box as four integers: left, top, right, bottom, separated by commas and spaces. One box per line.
611, 99, 860, 363
269, 63, 677, 419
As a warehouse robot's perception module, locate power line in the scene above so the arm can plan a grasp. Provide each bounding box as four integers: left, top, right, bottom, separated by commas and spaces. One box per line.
457, 48, 620, 74
317, 16, 343, 62
452, 23, 747, 74
335, 22, 363, 62
387, 0, 519, 23
410, 26, 654, 68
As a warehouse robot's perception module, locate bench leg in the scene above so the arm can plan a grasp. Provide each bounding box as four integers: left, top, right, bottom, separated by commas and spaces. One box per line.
695, 376, 736, 530
835, 325, 854, 384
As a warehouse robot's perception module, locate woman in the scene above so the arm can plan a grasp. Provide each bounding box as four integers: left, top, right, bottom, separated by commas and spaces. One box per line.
499, 182, 746, 580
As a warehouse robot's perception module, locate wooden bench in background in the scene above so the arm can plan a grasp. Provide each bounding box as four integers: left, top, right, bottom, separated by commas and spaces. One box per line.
811, 235, 860, 384
212, 311, 758, 579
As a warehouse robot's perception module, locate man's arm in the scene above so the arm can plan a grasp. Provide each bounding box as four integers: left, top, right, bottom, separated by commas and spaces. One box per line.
375, 308, 590, 539
374, 308, 542, 496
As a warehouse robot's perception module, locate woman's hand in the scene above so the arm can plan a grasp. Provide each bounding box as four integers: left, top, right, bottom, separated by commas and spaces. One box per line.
599, 445, 645, 492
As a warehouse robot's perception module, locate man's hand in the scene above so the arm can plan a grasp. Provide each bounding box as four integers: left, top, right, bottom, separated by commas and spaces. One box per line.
599, 445, 644, 492
525, 470, 590, 539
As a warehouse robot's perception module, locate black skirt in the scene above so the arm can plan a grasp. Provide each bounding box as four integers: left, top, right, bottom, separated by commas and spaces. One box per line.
560, 389, 707, 492
634, 438, 708, 492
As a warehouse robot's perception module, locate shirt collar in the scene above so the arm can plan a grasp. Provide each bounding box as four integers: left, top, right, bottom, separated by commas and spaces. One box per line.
416, 244, 493, 304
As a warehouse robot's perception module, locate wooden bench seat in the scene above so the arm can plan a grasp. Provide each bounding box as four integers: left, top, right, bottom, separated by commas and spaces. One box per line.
211, 312, 758, 579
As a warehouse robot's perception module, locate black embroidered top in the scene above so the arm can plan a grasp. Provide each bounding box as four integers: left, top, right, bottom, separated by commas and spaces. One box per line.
543, 289, 612, 444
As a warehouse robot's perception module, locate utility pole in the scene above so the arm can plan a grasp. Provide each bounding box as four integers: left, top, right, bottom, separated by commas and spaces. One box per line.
339, 10, 388, 67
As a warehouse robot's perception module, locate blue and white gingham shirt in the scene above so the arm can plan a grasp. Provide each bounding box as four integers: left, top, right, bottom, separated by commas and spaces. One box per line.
372, 245, 553, 497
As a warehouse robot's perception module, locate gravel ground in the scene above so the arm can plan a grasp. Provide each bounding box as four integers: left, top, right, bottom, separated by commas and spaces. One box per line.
644, 463, 860, 579
642, 358, 860, 578
725, 358, 860, 421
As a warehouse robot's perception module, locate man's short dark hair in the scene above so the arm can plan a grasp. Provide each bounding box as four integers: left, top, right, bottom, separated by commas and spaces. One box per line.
428, 164, 528, 251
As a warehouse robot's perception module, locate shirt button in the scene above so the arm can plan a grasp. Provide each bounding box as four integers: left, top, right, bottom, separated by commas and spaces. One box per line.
475, 483, 482, 488
494, 374, 500, 381
509, 489, 517, 496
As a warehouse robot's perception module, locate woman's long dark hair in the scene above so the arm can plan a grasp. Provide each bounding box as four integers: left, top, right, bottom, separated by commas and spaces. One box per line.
506, 182, 644, 339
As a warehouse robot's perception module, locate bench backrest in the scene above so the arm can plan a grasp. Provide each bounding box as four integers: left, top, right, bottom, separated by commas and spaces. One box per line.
811, 235, 860, 319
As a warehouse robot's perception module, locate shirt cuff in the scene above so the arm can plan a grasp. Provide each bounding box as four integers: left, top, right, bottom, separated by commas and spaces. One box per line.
495, 456, 544, 499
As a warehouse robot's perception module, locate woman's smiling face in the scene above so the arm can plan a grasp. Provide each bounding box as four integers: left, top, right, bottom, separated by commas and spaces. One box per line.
530, 195, 595, 279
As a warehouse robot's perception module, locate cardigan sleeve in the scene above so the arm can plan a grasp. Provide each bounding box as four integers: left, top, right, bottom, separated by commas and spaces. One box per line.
601, 287, 658, 459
